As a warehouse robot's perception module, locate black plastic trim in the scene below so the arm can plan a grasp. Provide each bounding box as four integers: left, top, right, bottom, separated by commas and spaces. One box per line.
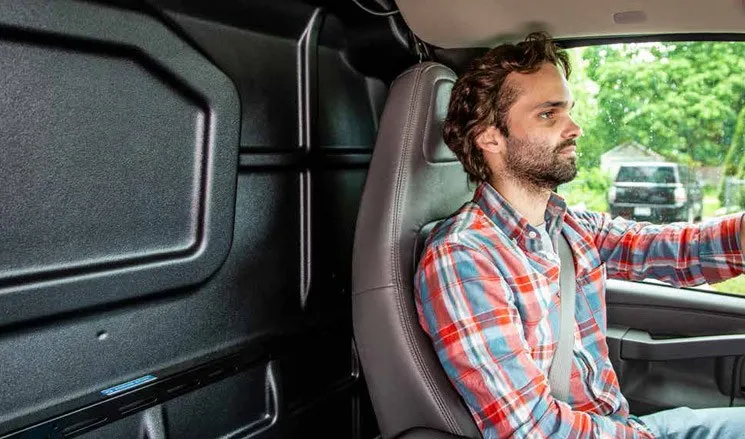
0, 0, 240, 327
557, 32, 745, 48
619, 329, 745, 361
1, 348, 270, 439
238, 150, 373, 170
607, 279, 745, 315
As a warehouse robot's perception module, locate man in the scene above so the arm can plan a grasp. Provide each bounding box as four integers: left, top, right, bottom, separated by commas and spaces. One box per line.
414, 32, 745, 438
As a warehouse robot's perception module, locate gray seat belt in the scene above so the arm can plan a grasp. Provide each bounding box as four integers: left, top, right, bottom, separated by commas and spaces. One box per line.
548, 233, 576, 402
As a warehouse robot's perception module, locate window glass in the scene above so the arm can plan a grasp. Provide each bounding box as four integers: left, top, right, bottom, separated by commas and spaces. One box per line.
558, 41, 745, 296
616, 165, 676, 183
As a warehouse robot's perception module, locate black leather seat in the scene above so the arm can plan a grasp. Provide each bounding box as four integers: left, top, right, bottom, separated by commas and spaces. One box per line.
351, 62, 481, 439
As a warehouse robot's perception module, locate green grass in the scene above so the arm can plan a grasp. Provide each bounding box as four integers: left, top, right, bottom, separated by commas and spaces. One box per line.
562, 189, 608, 212
709, 275, 745, 296
702, 194, 721, 219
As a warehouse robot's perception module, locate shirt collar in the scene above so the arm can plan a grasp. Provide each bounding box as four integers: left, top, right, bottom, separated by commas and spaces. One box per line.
473, 181, 568, 242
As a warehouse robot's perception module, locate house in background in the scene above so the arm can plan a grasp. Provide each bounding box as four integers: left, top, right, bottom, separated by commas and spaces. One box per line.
600, 141, 666, 179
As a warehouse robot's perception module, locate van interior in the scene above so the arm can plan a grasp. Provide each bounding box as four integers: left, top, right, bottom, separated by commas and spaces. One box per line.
3, 1, 745, 438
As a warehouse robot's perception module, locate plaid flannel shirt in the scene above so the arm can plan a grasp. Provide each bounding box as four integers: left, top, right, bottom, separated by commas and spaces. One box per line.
414, 181, 745, 438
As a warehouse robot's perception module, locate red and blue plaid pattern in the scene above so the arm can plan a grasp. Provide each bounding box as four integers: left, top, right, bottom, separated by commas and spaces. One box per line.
414, 181, 745, 438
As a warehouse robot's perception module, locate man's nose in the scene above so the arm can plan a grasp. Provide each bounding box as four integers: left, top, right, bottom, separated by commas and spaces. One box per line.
564, 117, 582, 139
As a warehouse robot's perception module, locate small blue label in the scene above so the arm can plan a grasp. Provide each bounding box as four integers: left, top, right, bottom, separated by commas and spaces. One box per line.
101, 375, 157, 396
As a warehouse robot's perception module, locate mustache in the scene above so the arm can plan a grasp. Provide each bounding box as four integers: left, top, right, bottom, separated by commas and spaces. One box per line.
553, 139, 577, 153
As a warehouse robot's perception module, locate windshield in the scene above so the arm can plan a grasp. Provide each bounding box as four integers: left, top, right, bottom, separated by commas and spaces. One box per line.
615, 166, 676, 184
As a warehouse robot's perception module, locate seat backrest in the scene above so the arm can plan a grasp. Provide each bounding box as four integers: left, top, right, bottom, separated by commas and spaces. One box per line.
352, 62, 480, 439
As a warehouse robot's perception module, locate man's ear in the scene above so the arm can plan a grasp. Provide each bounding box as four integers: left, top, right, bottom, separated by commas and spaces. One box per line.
474, 126, 505, 154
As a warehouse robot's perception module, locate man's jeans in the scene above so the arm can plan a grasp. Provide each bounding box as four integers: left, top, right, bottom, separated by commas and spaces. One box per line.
639, 406, 745, 438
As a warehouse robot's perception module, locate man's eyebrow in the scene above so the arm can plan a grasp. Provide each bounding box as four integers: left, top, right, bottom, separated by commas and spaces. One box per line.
534, 100, 576, 110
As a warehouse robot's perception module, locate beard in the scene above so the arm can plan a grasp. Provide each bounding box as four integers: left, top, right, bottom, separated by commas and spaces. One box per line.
503, 135, 578, 191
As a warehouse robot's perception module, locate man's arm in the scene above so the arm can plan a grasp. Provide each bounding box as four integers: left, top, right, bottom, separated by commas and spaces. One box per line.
575, 211, 745, 287
414, 241, 653, 438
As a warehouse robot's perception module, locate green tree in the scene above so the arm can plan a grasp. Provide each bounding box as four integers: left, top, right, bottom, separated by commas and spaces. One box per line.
719, 106, 745, 199
568, 42, 745, 170
721, 107, 745, 176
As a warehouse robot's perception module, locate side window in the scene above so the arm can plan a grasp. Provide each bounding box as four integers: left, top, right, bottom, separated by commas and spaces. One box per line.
558, 41, 745, 297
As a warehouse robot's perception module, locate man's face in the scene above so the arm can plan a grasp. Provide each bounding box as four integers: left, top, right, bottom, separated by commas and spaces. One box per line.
500, 62, 582, 189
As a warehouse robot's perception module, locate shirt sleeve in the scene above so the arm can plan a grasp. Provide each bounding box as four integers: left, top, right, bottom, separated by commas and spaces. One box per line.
414, 241, 653, 439
575, 211, 745, 287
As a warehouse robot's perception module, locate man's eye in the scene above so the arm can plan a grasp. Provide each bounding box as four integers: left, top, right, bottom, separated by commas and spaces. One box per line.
539, 111, 555, 120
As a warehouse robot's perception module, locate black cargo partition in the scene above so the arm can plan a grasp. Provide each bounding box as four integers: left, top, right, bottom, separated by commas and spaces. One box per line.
0, 0, 402, 437
0, 0, 240, 325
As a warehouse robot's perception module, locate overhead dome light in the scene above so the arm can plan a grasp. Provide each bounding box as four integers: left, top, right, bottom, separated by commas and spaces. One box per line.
613, 10, 648, 24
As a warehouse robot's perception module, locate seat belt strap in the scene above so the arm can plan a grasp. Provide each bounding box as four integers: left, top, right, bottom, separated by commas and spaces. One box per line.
549, 232, 576, 402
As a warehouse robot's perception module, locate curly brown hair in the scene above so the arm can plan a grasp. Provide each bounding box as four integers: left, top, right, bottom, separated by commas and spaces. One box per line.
443, 32, 571, 183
